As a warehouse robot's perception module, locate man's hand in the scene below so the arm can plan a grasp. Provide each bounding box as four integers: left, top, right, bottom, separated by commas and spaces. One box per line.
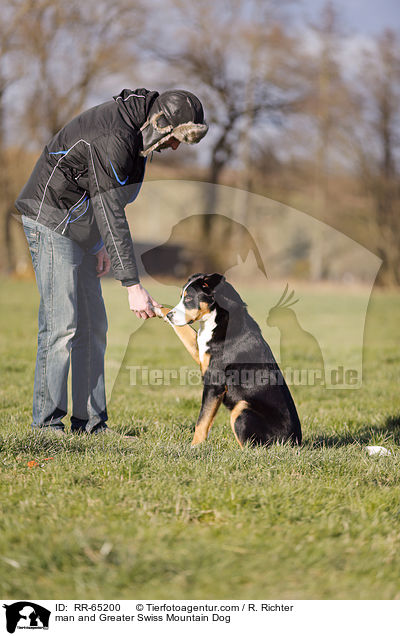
95, 246, 111, 278
127, 283, 162, 319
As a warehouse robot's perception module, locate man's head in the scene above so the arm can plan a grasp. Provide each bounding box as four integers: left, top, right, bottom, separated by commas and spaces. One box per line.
156, 137, 181, 152
140, 90, 208, 157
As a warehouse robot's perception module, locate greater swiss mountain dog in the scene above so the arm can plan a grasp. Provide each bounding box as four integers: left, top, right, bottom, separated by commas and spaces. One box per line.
155, 273, 302, 448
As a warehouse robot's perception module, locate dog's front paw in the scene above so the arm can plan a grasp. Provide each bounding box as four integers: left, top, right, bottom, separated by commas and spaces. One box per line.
153, 306, 170, 321
191, 435, 206, 447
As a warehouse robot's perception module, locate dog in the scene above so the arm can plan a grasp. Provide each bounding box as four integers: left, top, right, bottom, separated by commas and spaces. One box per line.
156, 273, 302, 448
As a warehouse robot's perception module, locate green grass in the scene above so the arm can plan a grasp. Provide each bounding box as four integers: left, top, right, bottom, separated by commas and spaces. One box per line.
1, 277, 400, 600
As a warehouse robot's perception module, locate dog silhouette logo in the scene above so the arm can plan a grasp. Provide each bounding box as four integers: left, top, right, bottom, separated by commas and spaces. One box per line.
141, 213, 267, 282
3, 602, 50, 633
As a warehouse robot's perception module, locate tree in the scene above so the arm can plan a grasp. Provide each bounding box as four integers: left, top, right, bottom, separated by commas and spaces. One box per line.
353, 29, 400, 284
0, 0, 40, 273
0, 0, 145, 274
148, 0, 307, 238
15, 0, 144, 144
279, 2, 358, 280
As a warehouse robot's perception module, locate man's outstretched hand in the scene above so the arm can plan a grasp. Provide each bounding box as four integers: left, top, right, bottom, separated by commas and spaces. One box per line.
95, 246, 111, 278
127, 283, 161, 319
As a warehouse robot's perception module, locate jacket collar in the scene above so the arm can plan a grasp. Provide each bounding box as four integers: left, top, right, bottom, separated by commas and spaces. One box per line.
113, 88, 159, 130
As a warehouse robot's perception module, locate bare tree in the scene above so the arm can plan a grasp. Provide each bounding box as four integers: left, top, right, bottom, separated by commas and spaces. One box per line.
147, 0, 306, 238
0, 0, 40, 272
15, 0, 145, 144
283, 2, 357, 280
353, 29, 400, 284
0, 0, 145, 274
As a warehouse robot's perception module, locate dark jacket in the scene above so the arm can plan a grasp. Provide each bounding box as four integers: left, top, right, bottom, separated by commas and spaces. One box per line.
15, 88, 159, 285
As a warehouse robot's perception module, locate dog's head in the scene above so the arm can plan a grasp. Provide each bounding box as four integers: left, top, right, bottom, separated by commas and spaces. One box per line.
166, 273, 245, 326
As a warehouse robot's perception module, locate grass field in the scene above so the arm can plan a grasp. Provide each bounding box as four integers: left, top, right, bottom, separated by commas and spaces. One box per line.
1, 277, 400, 600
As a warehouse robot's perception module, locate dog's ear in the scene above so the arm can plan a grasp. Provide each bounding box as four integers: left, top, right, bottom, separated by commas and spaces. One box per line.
202, 273, 225, 291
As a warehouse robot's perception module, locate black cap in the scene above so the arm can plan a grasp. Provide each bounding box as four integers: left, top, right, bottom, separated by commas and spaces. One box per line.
140, 90, 208, 156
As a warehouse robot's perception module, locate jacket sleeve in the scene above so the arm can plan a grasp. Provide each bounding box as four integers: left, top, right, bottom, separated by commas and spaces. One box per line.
87, 133, 141, 286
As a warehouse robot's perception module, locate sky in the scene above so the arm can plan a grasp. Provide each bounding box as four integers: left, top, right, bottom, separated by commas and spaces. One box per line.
298, 0, 400, 34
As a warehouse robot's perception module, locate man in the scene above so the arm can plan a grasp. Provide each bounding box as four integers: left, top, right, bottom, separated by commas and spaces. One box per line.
15, 88, 208, 435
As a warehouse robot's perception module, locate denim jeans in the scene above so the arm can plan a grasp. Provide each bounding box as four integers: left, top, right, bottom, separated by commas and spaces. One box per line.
22, 215, 108, 432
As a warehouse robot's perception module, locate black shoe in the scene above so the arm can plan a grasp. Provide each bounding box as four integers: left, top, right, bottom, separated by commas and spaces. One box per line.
71, 422, 131, 437
70, 419, 107, 434
33, 427, 66, 436
90, 423, 109, 435
91, 424, 133, 438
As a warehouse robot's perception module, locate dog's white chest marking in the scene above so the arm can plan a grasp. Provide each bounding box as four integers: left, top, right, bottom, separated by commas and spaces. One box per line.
197, 309, 217, 363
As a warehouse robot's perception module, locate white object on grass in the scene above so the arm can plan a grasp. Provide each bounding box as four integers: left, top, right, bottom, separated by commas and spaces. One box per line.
365, 445, 392, 457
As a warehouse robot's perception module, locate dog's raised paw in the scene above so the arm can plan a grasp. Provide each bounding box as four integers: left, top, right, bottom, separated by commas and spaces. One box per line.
153, 306, 170, 321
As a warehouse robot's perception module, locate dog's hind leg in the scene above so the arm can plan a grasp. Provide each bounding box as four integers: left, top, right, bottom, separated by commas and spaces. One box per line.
230, 401, 271, 447
229, 401, 249, 448
192, 389, 226, 446
154, 306, 200, 365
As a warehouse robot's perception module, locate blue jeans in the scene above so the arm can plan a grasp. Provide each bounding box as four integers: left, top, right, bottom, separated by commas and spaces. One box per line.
22, 216, 108, 432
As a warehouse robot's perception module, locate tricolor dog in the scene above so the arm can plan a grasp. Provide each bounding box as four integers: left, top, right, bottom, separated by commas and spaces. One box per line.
156, 273, 302, 448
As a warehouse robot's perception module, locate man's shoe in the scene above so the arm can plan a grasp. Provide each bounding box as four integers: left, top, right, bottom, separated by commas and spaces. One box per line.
91, 425, 133, 439
71, 422, 108, 435
70, 423, 133, 438
34, 427, 66, 436
70, 427, 86, 435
